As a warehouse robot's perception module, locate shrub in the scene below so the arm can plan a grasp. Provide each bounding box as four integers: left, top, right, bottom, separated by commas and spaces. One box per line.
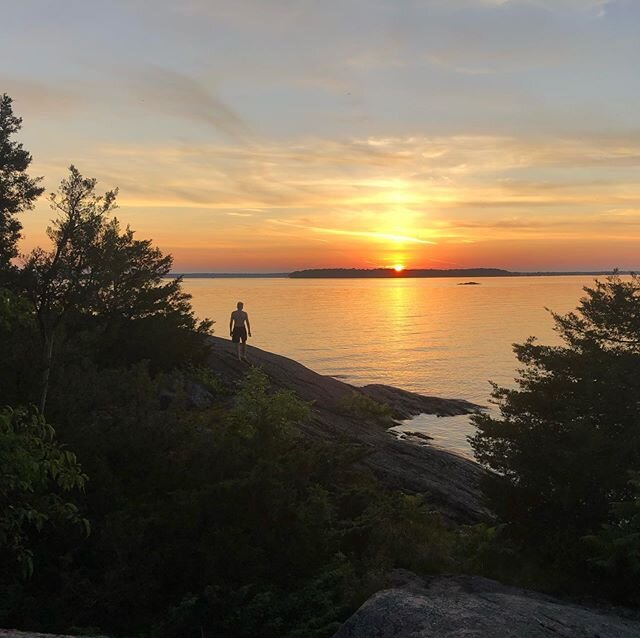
339, 392, 395, 428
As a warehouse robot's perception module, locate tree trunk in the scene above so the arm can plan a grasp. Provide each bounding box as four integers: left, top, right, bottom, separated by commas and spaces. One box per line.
39, 332, 54, 414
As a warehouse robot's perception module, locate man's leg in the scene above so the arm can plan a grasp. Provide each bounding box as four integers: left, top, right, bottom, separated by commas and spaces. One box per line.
241, 338, 248, 360
235, 340, 242, 360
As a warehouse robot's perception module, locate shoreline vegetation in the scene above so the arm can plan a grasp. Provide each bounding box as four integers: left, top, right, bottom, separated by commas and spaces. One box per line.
167, 268, 628, 279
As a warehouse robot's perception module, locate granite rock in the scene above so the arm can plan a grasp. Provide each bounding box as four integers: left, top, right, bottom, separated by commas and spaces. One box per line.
333, 572, 640, 638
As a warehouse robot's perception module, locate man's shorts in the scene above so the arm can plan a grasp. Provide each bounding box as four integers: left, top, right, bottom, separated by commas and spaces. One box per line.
232, 326, 248, 343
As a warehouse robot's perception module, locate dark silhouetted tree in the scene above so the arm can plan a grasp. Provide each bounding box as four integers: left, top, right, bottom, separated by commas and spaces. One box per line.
470, 272, 640, 567
24, 166, 118, 412
23, 166, 211, 412
0, 94, 44, 278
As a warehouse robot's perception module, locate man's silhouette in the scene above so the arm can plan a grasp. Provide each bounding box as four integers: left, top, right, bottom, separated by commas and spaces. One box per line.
230, 301, 251, 361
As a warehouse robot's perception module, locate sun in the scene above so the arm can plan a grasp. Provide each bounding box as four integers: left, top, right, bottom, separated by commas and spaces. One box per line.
393, 264, 405, 272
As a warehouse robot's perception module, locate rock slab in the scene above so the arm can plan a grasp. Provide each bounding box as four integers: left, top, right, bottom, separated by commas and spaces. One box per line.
332, 572, 640, 638
207, 336, 488, 522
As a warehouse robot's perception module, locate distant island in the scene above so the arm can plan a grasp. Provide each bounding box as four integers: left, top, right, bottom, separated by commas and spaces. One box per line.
290, 268, 513, 278
166, 269, 627, 279
167, 272, 290, 279
288, 268, 622, 279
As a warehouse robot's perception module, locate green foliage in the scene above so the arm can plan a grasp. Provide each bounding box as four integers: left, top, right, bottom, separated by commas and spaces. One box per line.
7, 367, 454, 637
152, 560, 355, 638
584, 473, 640, 603
470, 272, 640, 595
455, 524, 512, 578
0, 286, 31, 330
0, 288, 40, 405
0, 405, 87, 580
339, 391, 395, 428
0, 93, 44, 275
185, 364, 225, 396
453, 523, 567, 593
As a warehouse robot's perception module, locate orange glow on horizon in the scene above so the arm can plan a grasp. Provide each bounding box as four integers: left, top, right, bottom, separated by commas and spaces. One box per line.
17, 134, 640, 275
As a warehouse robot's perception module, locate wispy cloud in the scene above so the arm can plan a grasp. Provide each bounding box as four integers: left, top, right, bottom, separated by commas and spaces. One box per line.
267, 219, 436, 244
125, 66, 251, 142
0, 76, 81, 116
77, 134, 640, 215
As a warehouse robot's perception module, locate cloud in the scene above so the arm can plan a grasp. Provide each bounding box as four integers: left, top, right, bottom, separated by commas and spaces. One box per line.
447, 217, 573, 229
125, 66, 251, 141
419, 0, 612, 14
267, 219, 436, 244
0, 76, 80, 116
75, 133, 640, 217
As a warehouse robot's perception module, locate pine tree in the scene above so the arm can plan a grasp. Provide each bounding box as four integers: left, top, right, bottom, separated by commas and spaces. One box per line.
0, 94, 44, 277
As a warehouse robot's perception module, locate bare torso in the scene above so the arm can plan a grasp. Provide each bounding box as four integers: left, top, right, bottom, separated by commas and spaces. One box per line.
231, 309, 248, 328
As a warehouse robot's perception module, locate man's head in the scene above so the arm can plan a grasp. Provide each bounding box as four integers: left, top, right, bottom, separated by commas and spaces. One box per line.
237, 301, 244, 310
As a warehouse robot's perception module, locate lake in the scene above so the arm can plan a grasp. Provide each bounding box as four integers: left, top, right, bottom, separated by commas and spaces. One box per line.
183, 275, 604, 456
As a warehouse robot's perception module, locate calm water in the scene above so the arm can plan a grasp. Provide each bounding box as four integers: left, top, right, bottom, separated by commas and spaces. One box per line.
183, 275, 602, 456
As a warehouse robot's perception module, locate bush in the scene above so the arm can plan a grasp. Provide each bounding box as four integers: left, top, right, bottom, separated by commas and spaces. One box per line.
0, 406, 87, 582
8, 368, 454, 636
584, 473, 640, 604
339, 392, 395, 428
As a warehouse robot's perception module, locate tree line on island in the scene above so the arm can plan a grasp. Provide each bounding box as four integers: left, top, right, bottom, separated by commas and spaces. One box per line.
288, 268, 512, 278
287, 268, 625, 278
2, 93, 640, 637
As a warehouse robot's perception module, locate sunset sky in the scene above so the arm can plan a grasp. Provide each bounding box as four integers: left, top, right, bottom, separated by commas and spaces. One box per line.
2, 0, 640, 272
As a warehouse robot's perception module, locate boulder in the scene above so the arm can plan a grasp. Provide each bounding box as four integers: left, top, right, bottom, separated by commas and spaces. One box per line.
333, 572, 640, 637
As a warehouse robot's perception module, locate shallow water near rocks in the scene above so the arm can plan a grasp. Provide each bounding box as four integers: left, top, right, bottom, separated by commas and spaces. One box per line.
392, 414, 481, 458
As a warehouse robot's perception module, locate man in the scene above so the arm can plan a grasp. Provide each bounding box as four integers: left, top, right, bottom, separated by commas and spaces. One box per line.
229, 301, 251, 361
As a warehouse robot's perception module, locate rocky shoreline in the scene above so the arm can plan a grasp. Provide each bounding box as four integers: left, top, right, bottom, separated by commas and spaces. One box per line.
206, 336, 489, 522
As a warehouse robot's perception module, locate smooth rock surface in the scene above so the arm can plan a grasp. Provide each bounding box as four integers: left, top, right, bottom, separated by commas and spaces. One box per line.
333, 572, 640, 638
207, 336, 488, 522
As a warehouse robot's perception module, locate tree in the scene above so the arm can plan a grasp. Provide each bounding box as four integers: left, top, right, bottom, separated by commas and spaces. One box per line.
0, 287, 40, 407
0, 94, 44, 278
0, 405, 87, 581
470, 273, 640, 567
78, 215, 213, 371
23, 166, 118, 412
23, 166, 212, 412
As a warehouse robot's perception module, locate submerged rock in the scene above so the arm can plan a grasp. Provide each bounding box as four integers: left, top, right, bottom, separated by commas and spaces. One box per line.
333, 571, 640, 637
207, 336, 488, 522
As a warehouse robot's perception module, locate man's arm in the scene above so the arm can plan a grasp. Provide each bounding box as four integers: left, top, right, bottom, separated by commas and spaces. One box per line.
246, 314, 251, 337
229, 313, 234, 336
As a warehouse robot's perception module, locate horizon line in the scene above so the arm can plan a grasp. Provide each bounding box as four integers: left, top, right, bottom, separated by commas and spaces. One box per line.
168, 268, 635, 279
